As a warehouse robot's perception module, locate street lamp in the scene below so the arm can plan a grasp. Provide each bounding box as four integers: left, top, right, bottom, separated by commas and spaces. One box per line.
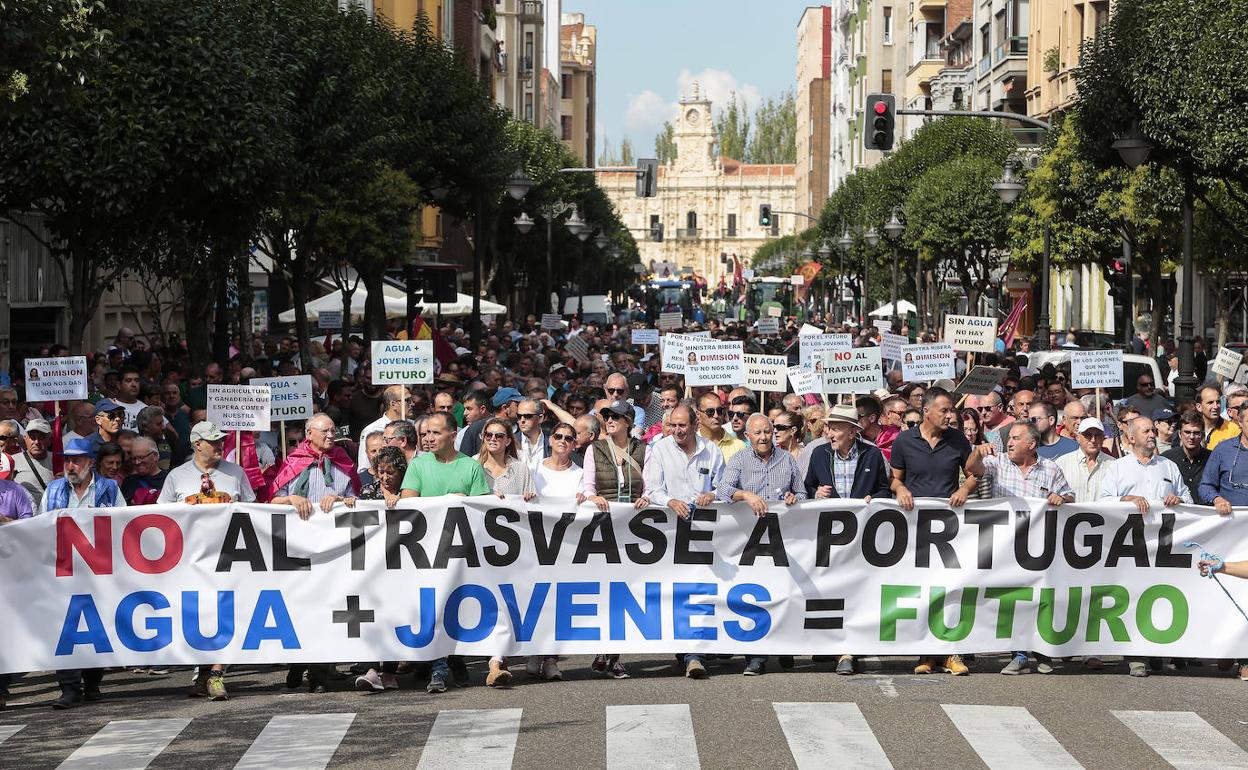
594, 232, 610, 250
996, 158, 1047, 350
864, 227, 880, 248
507, 166, 533, 201
1112, 123, 1153, 170
884, 208, 905, 331
513, 212, 535, 235
571, 220, 593, 321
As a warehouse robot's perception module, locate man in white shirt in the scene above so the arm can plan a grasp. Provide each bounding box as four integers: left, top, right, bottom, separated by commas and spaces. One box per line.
356, 385, 410, 472
514, 399, 550, 475
158, 421, 256, 504
1099, 416, 1192, 511
1056, 418, 1116, 503
114, 365, 150, 431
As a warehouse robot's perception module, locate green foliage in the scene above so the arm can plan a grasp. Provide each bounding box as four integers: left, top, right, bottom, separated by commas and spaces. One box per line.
0, 0, 105, 103
748, 89, 797, 164
655, 121, 677, 163
1043, 46, 1060, 74
715, 93, 750, 162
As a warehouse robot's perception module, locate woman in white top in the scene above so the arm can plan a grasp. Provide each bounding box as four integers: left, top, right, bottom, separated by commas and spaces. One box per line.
476, 418, 535, 500
534, 422, 583, 500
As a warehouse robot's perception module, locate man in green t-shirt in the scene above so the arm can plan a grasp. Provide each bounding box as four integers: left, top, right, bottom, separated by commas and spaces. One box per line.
398, 412, 488, 694
400, 413, 490, 497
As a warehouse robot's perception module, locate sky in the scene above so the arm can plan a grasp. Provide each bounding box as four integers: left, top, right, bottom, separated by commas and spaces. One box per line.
567, 0, 811, 160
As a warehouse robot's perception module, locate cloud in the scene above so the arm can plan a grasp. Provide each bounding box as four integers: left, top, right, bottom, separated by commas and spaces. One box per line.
624, 89, 675, 135
676, 68, 762, 113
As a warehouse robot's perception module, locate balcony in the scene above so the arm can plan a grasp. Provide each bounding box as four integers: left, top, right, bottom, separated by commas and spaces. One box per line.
721, 228, 738, 238
992, 36, 1028, 64
675, 228, 702, 240
519, 0, 543, 22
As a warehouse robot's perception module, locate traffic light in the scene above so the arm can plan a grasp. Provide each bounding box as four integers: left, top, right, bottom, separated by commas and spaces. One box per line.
864, 93, 895, 151
650, 221, 664, 242
1107, 259, 1128, 304
635, 158, 658, 197
759, 204, 772, 228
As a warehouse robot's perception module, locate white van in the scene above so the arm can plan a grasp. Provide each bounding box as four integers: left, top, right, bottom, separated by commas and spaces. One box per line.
1023, 350, 1162, 400
563, 295, 611, 325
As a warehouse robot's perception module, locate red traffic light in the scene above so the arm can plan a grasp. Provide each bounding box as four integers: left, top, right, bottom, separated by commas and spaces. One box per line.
874, 101, 888, 115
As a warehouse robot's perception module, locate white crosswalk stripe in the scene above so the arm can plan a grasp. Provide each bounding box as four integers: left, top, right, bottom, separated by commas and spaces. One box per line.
416, 708, 523, 770
942, 704, 1084, 770
56, 718, 191, 770
1114, 710, 1248, 770
774, 702, 894, 769
606, 704, 700, 769
233, 713, 355, 770
0, 724, 24, 745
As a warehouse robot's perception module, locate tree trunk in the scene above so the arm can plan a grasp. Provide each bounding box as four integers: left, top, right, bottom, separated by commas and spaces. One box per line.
237, 254, 254, 365
360, 264, 387, 344
65, 247, 102, 355
184, 284, 214, 374
339, 285, 354, 375
291, 260, 313, 374
212, 268, 230, 365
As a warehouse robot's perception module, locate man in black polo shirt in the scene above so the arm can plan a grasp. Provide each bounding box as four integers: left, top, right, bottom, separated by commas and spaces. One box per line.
889, 386, 989, 677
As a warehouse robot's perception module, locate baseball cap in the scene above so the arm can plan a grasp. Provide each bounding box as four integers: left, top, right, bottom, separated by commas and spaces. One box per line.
93, 399, 123, 415
1151, 408, 1177, 423
491, 387, 523, 408
59, 438, 97, 458
189, 421, 227, 442
599, 399, 635, 421
1077, 417, 1105, 435
25, 418, 51, 435
0, 452, 11, 480
626, 372, 651, 400
549, 363, 568, 375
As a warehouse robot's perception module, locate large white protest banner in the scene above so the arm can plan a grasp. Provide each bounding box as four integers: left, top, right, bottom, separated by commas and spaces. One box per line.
1071, 349, 1124, 389
207, 385, 272, 431
901, 343, 955, 381
371, 340, 434, 385
683, 338, 746, 386
2, 498, 1243, 673
252, 375, 314, 421
943, 315, 998, 353
744, 354, 788, 391
23, 356, 89, 401
820, 348, 883, 393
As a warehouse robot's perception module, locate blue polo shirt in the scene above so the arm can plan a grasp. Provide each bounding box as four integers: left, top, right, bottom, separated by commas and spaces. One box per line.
1037, 436, 1078, 460
1198, 436, 1248, 505
890, 425, 973, 497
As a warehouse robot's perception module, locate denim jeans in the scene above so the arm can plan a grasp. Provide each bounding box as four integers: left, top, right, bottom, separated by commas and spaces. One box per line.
747, 655, 767, 667
682, 653, 704, 664
430, 657, 450, 679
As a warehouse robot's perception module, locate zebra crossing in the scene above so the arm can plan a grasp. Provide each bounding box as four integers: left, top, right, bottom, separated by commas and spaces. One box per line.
0, 702, 1246, 769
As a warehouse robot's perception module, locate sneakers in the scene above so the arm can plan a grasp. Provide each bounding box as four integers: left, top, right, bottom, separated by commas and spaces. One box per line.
355, 670, 385, 692
1001, 653, 1030, 675
744, 659, 766, 676
914, 658, 936, 675
541, 657, 562, 681
1128, 661, 1148, 677
943, 655, 970, 676
591, 655, 609, 674
381, 673, 400, 690
685, 659, 708, 679
486, 660, 513, 688
148, 667, 170, 676
836, 655, 855, 675
285, 667, 304, 690
1036, 659, 1057, 675
207, 674, 228, 701
778, 655, 795, 670
188, 674, 209, 698
607, 661, 630, 679
1084, 657, 1104, 670
593, 655, 628, 678
427, 673, 448, 694
526, 657, 542, 678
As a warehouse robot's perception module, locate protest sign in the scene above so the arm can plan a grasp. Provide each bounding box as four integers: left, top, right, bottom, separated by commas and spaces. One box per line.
318, 310, 343, 331
766, 306, 782, 318
370, 340, 433, 385
251, 375, 314, 421
787, 365, 819, 397
541, 313, 564, 331
790, 274, 804, 286
206, 385, 272, 431
23, 356, 88, 401
798, 323, 823, 336
683, 339, 746, 386
3, 498, 1242, 674
1212, 347, 1244, 380
744, 354, 788, 391
880, 332, 907, 362
757, 317, 780, 336
565, 334, 591, 365
631, 328, 660, 346
799, 333, 853, 371
1070, 349, 1124, 389
658, 312, 684, 331
955, 366, 1009, 396
820, 347, 883, 393
943, 315, 997, 353
901, 343, 955, 381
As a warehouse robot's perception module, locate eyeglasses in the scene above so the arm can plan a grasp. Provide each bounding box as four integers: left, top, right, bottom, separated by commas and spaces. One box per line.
130, 451, 157, 460
551, 433, 575, 442
0, 434, 17, 441
728, 410, 751, 419
702, 407, 725, 417
483, 431, 509, 440
1179, 430, 1204, 438
382, 434, 401, 443
903, 420, 921, 428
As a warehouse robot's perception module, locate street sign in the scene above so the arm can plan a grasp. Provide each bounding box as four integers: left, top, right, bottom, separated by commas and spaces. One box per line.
23, 356, 88, 401
1070, 349, 1124, 389
251, 375, 314, 421
955, 366, 1009, 396
744, 354, 788, 391
370, 340, 433, 384
207, 385, 272, 431
943, 315, 998, 353
820, 348, 883, 393
901, 343, 955, 381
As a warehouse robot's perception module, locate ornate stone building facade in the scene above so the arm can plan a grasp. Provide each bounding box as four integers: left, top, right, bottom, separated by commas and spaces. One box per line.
596, 86, 797, 285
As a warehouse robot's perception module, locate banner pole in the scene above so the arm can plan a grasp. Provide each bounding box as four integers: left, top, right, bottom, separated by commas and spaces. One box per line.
1096, 388, 1102, 420
235, 431, 241, 464
401, 393, 406, 422
280, 420, 287, 461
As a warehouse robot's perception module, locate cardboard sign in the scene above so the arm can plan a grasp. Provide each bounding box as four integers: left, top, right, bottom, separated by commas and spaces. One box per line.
880, 332, 907, 362
252, 375, 314, 421
901, 343, 955, 381
798, 323, 824, 336
541, 313, 564, 331
741, 268, 755, 280
207, 385, 272, 431
790, 274, 804, 286
658, 312, 684, 331
318, 309, 343, 331
22, 356, 88, 401
565, 334, 591, 365
632, 328, 660, 346
767, 306, 782, 318
799, 333, 853, 371
787, 365, 819, 397
1070, 349, 1124, 389
744, 354, 788, 391
370, 340, 434, 385
682, 339, 746, 387
820, 347, 883, 394
757, 317, 780, 336
955, 366, 1009, 396
943, 315, 997, 353
1212, 347, 1244, 380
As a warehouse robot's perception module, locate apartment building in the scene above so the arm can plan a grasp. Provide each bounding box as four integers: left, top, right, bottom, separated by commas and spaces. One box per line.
559, 13, 596, 165
796, 7, 834, 221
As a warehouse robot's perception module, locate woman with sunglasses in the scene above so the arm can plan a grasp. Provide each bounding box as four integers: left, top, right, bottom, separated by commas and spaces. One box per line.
773, 411, 805, 462
959, 408, 993, 500
476, 418, 535, 501
580, 399, 647, 680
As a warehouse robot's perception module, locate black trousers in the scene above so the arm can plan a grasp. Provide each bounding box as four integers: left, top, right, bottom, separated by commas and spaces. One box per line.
55, 668, 104, 695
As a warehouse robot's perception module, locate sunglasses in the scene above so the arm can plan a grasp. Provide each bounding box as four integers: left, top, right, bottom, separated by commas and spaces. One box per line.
605, 387, 627, 395
551, 433, 575, 442
517, 412, 541, 419
483, 432, 509, 440
904, 420, 921, 428
1139, 382, 1155, 388
728, 410, 751, 419
702, 407, 725, 417
603, 414, 626, 422
0, 434, 17, 441
774, 424, 794, 432
977, 406, 994, 413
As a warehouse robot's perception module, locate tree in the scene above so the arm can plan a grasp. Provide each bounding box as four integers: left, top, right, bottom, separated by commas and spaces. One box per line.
655, 121, 677, 163
619, 137, 634, 165
1, 0, 104, 104
715, 93, 750, 161
747, 90, 796, 164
